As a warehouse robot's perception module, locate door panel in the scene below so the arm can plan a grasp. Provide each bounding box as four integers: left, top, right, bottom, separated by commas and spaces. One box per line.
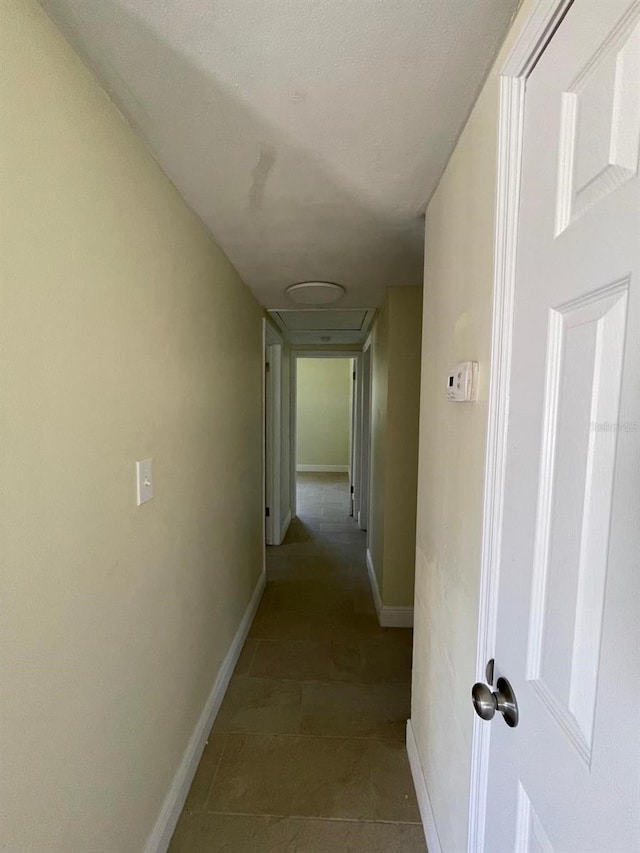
483, 1, 640, 850
555, 14, 640, 234
515, 782, 555, 853
527, 280, 628, 763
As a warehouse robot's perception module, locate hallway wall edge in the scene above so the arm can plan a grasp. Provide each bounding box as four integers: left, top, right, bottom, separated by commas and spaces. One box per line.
366, 548, 414, 627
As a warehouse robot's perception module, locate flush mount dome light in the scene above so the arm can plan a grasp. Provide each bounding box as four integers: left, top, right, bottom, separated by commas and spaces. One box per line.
285, 281, 345, 305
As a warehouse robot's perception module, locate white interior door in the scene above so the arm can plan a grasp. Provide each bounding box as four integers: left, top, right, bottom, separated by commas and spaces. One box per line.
481, 2, 640, 850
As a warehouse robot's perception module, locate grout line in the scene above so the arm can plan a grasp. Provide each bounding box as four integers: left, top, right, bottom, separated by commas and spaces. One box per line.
213, 731, 408, 743
201, 732, 229, 809
241, 676, 412, 687
244, 638, 259, 673
229, 673, 412, 691
365, 717, 377, 822
246, 639, 262, 678
202, 810, 422, 826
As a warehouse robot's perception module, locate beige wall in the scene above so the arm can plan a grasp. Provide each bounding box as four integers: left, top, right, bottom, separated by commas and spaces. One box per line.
410, 4, 534, 851
368, 287, 422, 607
0, 2, 264, 851
383, 288, 423, 605
296, 358, 352, 469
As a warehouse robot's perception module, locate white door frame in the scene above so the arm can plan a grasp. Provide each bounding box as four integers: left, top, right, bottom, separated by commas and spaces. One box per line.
350, 357, 359, 517
352, 355, 363, 521
358, 335, 373, 532
290, 350, 362, 518
265, 323, 283, 545
468, 1, 574, 850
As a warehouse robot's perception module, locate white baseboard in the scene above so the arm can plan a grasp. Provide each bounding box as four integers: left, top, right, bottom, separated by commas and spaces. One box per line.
366, 548, 414, 628
380, 604, 414, 628
406, 720, 443, 853
279, 509, 292, 544
296, 464, 349, 473
143, 570, 266, 853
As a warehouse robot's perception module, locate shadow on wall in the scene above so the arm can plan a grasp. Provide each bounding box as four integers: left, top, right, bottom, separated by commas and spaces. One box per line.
41, 0, 425, 303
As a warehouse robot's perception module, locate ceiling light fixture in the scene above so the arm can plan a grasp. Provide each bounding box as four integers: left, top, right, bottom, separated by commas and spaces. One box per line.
285, 281, 345, 305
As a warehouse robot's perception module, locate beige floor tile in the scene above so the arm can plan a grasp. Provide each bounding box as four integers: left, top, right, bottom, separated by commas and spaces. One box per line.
290, 736, 374, 820
207, 733, 301, 815
168, 813, 290, 853
250, 639, 362, 683
368, 739, 421, 823
232, 639, 258, 676
264, 553, 291, 576
352, 587, 378, 616
181, 734, 227, 814
214, 677, 302, 735
248, 606, 310, 641
300, 682, 409, 740
285, 818, 427, 853
261, 579, 354, 614
319, 522, 361, 533
207, 734, 374, 820
267, 542, 335, 558
167, 812, 192, 852
308, 610, 386, 644
280, 518, 315, 544
378, 626, 415, 647
332, 544, 369, 567
317, 531, 367, 547
359, 640, 413, 683
271, 553, 352, 579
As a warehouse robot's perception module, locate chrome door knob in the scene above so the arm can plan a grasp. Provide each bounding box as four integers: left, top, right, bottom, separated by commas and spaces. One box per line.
472, 682, 498, 720
471, 676, 519, 728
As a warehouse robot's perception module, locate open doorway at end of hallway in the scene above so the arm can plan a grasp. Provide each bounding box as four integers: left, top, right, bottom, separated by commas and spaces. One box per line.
168, 471, 425, 852
294, 356, 354, 510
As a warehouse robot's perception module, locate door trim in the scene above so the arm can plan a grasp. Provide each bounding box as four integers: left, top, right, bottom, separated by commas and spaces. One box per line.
358, 336, 372, 532
290, 350, 363, 521
265, 324, 283, 545
468, 2, 574, 851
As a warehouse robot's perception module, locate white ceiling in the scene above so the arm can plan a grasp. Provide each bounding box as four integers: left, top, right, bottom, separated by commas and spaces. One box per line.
41, 0, 519, 309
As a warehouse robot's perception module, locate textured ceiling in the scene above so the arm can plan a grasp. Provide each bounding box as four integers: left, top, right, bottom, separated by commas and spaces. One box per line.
41, 0, 519, 309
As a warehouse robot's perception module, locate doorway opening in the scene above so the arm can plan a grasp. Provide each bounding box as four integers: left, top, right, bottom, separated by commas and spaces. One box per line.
295, 356, 354, 525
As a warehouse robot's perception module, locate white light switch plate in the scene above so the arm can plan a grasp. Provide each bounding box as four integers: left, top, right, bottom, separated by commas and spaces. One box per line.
136, 458, 153, 505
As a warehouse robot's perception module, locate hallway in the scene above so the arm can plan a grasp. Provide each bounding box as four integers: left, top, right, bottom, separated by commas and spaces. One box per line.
169, 473, 426, 852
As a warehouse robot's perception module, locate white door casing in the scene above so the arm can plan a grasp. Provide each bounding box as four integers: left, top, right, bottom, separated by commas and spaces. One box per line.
265, 336, 283, 545
473, 1, 640, 851
350, 358, 359, 517
358, 342, 372, 532
353, 355, 363, 521
289, 350, 363, 521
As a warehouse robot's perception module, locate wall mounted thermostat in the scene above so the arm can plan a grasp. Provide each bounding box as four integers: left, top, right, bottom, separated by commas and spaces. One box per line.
446, 361, 478, 402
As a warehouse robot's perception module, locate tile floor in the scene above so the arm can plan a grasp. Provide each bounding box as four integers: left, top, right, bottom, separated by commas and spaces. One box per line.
169, 473, 426, 852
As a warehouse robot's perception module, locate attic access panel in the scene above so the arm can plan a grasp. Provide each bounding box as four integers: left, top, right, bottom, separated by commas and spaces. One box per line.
272, 309, 369, 332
